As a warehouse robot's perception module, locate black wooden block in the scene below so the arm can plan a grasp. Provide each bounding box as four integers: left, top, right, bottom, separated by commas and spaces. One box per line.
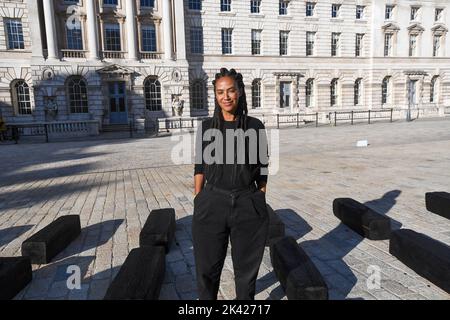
426, 192, 450, 220
21, 215, 81, 264
0, 257, 32, 300
139, 208, 175, 253
333, 198, 391, 240
104, 246, 166, 300
389, 229, 450, 293
270, 236, 328, 300
266, 204, 285, 247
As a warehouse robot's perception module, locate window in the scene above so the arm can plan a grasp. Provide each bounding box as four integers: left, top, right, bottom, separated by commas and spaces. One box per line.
279, 1, 288, 15
385, 5, 394, 20
306, 2, 315, 17
356, 5, 365, 19
306, 32, 315, 56
410, 6, 419, 21
306, 79, 314, 108
384, 33, 392, 57
330, 79, 338, 106
144, 77, 162, 111
250, 0, 261, 14
332, 4, 340, 18
142, 25, 157, 52
5, 19, 24, 50
382, 76, 390, 104
103, 0, 118, 5
252, 79, 261, 109
221, 0, 231, 12
67, 76, 88, 113
12, 80, 32, 115
222, 28, 232, 54
280, 82, 291, 108
409, 34, 417, 57
354, 78, 362, 105
251, 29, 261, 55
66, 20, 83, 50
104, 23, 121, 51
140, 0, 155, 8
279, 31, 289, 56
435, 8, 443, 22
331, 33, 340, 56
191, 80, 206, 110
355, 33, 364, 57
188, 0, 201, 10
190, 27, 203, 54
433, 35, 441, 57
430, 76, 438, 103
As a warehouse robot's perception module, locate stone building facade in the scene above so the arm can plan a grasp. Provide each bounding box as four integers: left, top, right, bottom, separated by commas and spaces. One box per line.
0, 0, 449, 132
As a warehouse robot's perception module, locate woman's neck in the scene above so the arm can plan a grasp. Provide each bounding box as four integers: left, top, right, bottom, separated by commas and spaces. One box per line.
222, 110, 236, 122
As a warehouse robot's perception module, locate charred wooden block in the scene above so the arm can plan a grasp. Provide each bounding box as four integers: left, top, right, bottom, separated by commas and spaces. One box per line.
21, 215, 81, 264
0, 257, 32, 300
104, 246, 166, 300
426, 192, 450, 220
389, 229, 450, 293
270, 236, 328, 300
266, 204, 285, 247
333, 198, 391, 240
139, 208, 175, 253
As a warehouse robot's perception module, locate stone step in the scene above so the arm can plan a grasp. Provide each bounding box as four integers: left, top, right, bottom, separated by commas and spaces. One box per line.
21, 215, 81, 264
333, 198, 391, 240
139, 208, 176, 254
426, 192, 450, 220
104, 247, 166, 300
389, 229, 450, 293
270, 236, 328, 300
0, 257, 32, 300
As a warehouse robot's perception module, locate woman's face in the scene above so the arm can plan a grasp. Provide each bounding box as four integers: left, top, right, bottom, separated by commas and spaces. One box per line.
215, 76, 241, 114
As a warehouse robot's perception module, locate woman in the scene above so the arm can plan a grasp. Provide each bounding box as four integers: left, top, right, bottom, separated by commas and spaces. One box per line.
193, 68, 269, 300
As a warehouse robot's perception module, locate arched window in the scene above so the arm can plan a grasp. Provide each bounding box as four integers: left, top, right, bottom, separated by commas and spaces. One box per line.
354, 78, 362, 106
144, 77, 162, 111
430, 76, 439, 103
305, 78, 314, 108
382, 76, 390, 105
11, 80, 31, 115
330, 78, 338, 106
67, 76, 88, 113
191, 80, 206, 110
251, 79, 261, 109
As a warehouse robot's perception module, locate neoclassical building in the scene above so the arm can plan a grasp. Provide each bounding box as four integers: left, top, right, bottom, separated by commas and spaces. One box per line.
0, 0, 449, 132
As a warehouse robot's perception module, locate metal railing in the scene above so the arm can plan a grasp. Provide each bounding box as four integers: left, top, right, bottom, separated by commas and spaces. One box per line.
445, 107, 450, 115
156, 117, 208, 134
275, 112, 319, 129
329, 109, 394, 126
6, 124, 48, 143
61, 49, 87, 58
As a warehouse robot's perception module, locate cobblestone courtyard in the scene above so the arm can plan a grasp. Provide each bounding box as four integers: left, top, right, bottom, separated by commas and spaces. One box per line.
1, 118, 450, 300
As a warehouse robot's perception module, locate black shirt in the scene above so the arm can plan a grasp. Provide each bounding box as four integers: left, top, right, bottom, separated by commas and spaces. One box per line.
194, 116, 269, 190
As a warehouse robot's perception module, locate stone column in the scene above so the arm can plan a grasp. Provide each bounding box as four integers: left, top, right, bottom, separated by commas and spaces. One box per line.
26, 0, 44, 59
125, 0, 138, 60
42, 0, 58, 59
173, 0, 186, 60
86, 0, 100, 60
162, 0, 173, 60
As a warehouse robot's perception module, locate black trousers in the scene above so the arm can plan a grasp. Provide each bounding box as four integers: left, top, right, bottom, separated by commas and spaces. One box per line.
192, 184, 269, 300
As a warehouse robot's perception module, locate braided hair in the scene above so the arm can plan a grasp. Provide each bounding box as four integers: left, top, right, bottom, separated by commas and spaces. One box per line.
205, 68, 250, 186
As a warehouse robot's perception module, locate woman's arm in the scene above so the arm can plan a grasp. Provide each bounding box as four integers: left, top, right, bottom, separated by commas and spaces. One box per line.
194, 173, 205, 196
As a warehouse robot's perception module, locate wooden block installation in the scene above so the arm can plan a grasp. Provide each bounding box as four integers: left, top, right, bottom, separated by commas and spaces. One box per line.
21, 215, 81, 264
266, 204, 285, 247
104, 246, 166, 300
0, 257, 32, 300
426, 192, 450, 220
139, 208, 175, 253
389, 229, 450, 293
333, 198, 391, 240
270, 236, 328, 300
